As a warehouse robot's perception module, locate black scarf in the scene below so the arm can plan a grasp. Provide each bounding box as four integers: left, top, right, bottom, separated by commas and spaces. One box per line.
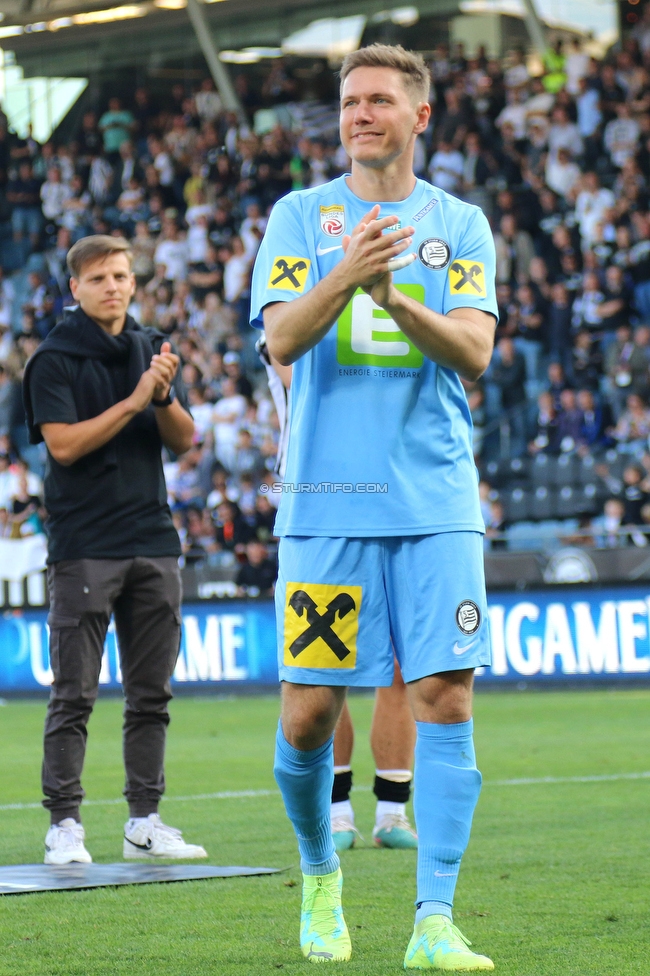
23, 306, 165, 473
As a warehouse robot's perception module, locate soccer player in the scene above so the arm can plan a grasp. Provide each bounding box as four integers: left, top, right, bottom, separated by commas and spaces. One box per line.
251, 44, 496, 969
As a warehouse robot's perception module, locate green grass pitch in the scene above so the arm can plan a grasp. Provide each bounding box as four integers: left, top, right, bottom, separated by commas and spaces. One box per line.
1, 689, 649, 975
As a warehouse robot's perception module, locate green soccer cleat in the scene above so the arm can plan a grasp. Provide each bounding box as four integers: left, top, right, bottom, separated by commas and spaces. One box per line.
373, 813, 418, 849
332, 814, 363, 852
404, 915, 494, 971
300, 868, 352, 963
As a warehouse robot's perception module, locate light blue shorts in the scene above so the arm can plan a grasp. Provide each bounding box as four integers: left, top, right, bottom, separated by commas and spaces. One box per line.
275, 532, 491, 686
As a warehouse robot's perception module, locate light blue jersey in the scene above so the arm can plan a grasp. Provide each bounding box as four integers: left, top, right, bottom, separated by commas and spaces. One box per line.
250, 175, 497, 538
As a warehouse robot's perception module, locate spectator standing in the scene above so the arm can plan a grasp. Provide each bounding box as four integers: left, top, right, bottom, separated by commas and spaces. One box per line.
21, 235, 204, 865
489, 337, 528, 455
427, 138, 464, 194
494, 214, 534, 284
154, 218, 188, 282
223, 236, 251, 332
98, 97, 135, 161
40, 168, 72, 226
7, 161, 42, 251
575, 172, 615, 247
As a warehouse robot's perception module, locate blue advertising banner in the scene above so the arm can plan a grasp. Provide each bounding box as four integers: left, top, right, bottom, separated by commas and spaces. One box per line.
1, 589, 650, 693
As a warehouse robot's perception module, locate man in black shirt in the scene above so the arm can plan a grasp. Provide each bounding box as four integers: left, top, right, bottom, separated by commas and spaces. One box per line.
23, 235, 206, 865
7, 160, 42, 250
235, 540, 277, 596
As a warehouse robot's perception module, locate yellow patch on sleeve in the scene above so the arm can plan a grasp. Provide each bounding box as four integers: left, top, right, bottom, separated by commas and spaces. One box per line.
283, 582, 362, 669
267, 256, 311, 293
448, 260, 486, 297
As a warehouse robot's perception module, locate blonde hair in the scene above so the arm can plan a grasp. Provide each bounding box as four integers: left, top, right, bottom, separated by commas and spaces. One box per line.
67, 235, 132, 278
340, 44, 430, 104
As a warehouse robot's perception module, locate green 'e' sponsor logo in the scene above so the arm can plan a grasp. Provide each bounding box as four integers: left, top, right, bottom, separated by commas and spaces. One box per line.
336, 285, 424, 367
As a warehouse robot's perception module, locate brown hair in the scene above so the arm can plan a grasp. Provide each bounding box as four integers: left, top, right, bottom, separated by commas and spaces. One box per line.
66, 235, 132, 278
340, 44, 430, 104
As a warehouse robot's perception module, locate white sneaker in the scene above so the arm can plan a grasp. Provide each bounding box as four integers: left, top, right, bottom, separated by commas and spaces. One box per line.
123, 813, 207, 859
44, 818, 92, 865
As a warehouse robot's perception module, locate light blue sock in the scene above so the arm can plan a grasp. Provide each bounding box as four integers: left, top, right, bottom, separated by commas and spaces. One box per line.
413, 719, 482, 923
273, 720, 340, 877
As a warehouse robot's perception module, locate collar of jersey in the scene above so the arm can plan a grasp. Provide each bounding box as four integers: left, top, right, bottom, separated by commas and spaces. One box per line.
337, 174, 433, 214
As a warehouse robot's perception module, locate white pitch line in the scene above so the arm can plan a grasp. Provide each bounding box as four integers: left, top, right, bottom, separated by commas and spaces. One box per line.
1, 773, 649, 813
490, 771, 650, 786
0, 788, 280, 813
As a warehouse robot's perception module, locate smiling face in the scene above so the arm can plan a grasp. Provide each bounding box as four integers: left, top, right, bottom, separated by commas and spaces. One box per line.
69, 252, 135, 333
340, 66, 429, 171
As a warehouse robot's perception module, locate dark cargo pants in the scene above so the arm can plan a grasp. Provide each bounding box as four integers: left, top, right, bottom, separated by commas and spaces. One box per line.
43, 557, 182, 824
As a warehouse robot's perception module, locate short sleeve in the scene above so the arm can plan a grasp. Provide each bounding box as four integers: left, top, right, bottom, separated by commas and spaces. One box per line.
444, 208, 498, 320
249, 193, 315, 329
29, 354, 78, 428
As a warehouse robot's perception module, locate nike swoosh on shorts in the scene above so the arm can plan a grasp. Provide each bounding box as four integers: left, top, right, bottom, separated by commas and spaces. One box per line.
452, 638, 479, 655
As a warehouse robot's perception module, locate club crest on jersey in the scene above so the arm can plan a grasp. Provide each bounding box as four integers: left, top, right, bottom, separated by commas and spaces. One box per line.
448, 260, 486, 297
268, 256, 311, 292
319, 205, 345, 238
456, 600, 481, 635
418, 238, 451, 270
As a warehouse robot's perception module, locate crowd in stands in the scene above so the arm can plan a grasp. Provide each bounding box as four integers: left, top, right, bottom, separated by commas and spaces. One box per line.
3, 28, 650, 572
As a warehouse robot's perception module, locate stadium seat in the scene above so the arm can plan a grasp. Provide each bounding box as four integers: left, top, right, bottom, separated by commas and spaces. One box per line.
530, 454, 557, 487
603, 449, 627, 481
530, 485, 556, 520
483, 458, 528, 488
502, 486, 531, 522
576, 453, 598, 485
575, 483, 600, 516
506, 456, 529, 482
555, 453, 578, 486
556, 485, 578, 518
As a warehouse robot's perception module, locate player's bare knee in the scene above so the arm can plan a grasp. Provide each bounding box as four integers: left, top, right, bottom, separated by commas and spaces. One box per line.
408, 671, 474, 724
281, 683, 345, 749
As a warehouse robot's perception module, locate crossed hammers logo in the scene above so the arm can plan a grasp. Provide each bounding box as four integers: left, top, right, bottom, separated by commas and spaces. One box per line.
272, 259, 307, 288
288, 590, 356, 661
451, 262, 482, 292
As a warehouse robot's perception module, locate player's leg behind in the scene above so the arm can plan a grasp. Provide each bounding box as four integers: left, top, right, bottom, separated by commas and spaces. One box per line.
331, 699, 360, 850
371, 660, 417, 848
331, 659, 416, 849
388, 533, 494, 970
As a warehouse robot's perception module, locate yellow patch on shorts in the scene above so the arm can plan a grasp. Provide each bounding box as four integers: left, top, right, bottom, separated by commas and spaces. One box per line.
283, 582, 362, 669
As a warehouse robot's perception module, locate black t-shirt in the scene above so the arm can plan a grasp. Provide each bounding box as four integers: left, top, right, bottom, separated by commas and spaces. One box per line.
235, 558, 277, 593
7, 176, 41, 207
29, 347, 189, 563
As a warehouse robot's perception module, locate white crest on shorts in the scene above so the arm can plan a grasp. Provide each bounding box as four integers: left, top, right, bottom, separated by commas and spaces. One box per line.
456, 600, 481, 636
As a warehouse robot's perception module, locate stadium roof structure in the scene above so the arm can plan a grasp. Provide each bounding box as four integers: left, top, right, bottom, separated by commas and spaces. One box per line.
0, 0, 462, 79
